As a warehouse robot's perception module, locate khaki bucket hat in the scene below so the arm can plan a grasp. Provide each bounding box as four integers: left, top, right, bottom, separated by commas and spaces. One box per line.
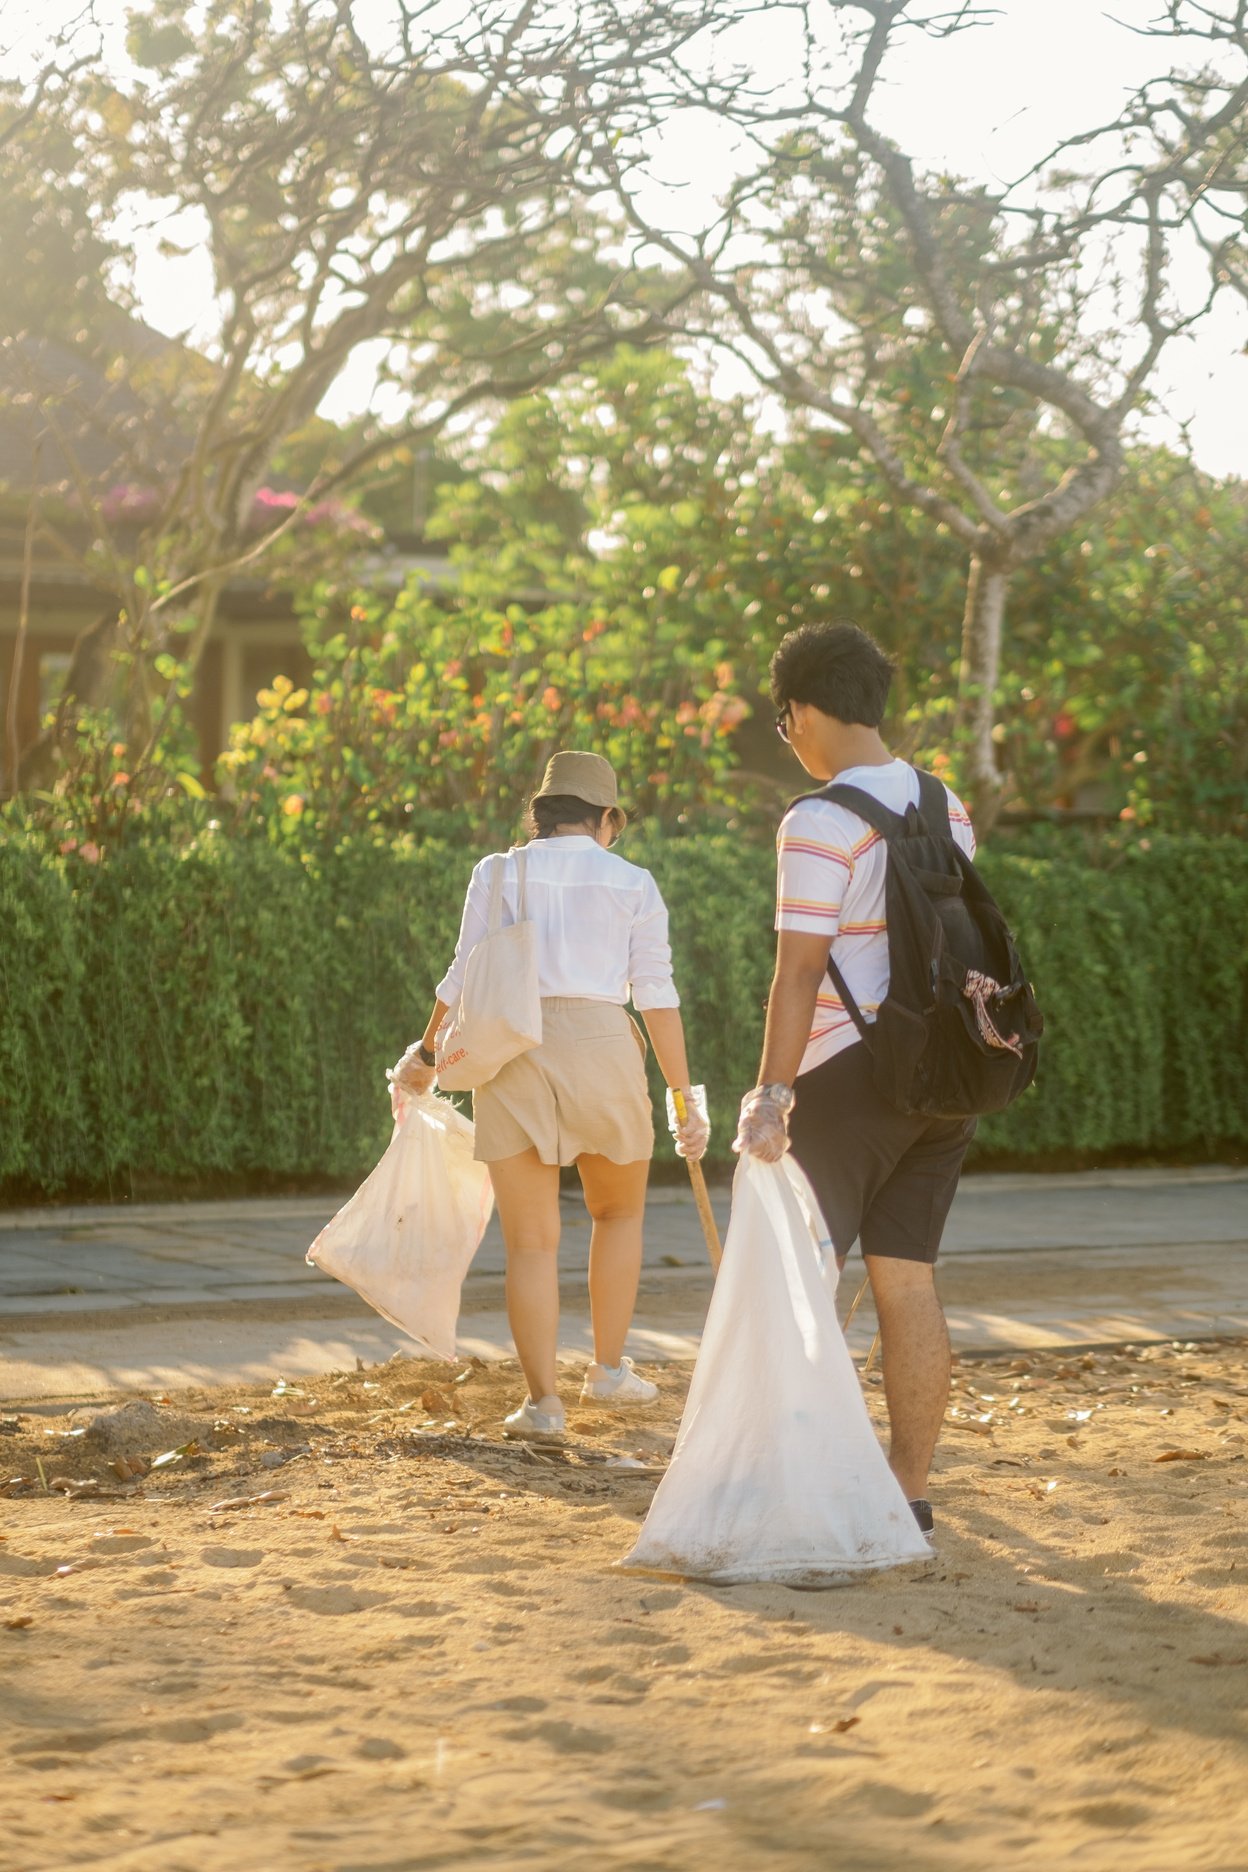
532, 750, 620, 810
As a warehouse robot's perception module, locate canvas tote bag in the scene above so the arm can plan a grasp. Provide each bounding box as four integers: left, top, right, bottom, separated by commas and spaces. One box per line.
435, 847, 542, 1091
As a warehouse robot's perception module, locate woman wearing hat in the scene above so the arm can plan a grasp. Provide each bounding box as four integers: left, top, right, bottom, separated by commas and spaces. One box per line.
394, 751, 708, 1442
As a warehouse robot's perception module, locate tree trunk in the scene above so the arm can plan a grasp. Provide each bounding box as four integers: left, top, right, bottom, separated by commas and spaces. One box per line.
3, 484, 37, 796
956, 554, 1009, 836
13, 612, 119, 794
131, 573, 226, 780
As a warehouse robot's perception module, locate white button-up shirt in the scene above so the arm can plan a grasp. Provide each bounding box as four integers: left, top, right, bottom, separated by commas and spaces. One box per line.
435, 835, 680, 1012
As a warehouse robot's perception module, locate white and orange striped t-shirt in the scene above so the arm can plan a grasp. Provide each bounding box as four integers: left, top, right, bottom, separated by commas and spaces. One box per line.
775, 759, 975, 1077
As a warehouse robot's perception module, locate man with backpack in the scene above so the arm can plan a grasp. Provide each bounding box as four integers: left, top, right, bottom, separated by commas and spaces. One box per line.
734, 622, 1040, 1537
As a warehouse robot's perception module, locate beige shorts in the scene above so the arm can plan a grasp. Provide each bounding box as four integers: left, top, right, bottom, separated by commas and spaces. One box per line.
472, 998, 654, 1166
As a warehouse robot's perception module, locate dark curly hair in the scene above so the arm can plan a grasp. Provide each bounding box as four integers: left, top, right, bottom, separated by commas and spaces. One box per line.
769, 622, 894, 727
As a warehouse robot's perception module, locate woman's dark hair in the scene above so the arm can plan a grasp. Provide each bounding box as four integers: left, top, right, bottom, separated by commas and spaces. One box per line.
769, 622, 894, 727
525, 793, 625, 841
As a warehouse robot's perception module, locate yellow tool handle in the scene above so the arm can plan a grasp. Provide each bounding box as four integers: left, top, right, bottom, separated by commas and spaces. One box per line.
672, 1088, 723, 1274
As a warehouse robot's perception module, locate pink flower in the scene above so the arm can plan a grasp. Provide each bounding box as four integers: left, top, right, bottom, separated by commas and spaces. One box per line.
99, 483, 162, 523
79, 841, 101, 864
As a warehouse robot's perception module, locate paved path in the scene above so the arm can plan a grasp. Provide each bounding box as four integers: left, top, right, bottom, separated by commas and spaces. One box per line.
1, 1167, 1244, 1403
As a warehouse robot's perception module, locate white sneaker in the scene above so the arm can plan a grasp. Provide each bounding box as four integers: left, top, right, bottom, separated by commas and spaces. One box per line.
580, 1357, 659, 1406
502, 1395, 566, 1442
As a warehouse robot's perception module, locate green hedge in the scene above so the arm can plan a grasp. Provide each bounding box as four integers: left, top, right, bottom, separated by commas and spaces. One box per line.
2, 829, 1245, 1197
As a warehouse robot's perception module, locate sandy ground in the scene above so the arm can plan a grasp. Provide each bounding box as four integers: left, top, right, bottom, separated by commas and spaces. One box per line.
2, 1340, 1247, 1872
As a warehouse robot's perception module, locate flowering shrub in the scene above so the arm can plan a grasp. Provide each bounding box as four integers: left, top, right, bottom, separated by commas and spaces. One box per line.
218, 582, 753, 843
217, 354, 798, 838
97, 483, 379, 539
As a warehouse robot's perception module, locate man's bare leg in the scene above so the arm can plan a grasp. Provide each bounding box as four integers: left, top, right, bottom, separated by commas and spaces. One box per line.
863, 1254, 951, 1503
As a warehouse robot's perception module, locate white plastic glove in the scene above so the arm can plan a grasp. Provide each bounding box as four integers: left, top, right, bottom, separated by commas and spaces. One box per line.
732, 1087, 792, 1162
665, 1085, 711, 1162
389, 1043, 436, 1100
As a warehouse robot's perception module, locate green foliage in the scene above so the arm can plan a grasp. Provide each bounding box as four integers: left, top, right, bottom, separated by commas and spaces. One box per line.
996, 453, 1248, 834
2, 827, 1244, 1198
215, 352, 1248, 849
0, 826, 466, 1195
219, 353, 769, 840
4, 0, 694, 809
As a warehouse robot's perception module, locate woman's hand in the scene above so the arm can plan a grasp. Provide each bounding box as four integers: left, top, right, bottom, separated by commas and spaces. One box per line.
666, 1085, 710, 1162
389, 1043, 436, 1099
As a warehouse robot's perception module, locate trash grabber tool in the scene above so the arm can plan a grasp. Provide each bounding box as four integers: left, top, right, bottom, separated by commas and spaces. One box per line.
844, 1274, 871, 1330
671, 1088, 723, 1274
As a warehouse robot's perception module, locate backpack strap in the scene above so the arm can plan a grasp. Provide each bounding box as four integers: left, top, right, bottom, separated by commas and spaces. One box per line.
915, 768, 953, 839
792, 781, 906, 841
784, 785, 888, 1046
824, 950, 872, 1045
800, 771, 954, 840
785, 770, 947, 1049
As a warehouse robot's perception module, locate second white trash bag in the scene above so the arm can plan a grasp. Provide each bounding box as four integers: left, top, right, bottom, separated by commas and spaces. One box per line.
306, 1089, 493, 1361
621, 1153, 931, 1586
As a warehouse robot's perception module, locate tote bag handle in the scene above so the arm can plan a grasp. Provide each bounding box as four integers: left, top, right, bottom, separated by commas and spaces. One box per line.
486, 845, 528, 934
435, 845, 541, 1092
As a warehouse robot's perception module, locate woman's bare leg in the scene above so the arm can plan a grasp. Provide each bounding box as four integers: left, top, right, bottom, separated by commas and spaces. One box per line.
488, 1148, 562, 1404
577, 1155, 650, 1367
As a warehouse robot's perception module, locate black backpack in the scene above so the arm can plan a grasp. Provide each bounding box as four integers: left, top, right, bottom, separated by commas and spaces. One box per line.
796, 768, 1043, 1120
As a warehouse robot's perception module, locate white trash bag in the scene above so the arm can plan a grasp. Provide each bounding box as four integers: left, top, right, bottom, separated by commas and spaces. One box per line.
307, 1088, 494, 1362
621, 1153, 931, 1586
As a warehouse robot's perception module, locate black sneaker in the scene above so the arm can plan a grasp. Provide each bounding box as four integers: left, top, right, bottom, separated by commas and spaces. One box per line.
908, 1498, 934, 1535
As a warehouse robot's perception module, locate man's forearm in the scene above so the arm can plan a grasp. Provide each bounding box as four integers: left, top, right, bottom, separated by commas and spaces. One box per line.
757, 964, 824, 1088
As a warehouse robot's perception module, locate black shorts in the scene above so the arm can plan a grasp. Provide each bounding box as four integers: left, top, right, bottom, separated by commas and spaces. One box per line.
787, 1041, 975, 1266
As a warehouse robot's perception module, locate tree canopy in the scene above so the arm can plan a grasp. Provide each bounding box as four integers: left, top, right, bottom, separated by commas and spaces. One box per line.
0, 0, 715, 786
605, 0, 1248, 820
2, 0, 1245, 838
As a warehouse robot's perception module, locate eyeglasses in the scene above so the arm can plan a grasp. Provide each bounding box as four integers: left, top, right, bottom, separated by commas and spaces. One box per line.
775, 707, 792, 743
